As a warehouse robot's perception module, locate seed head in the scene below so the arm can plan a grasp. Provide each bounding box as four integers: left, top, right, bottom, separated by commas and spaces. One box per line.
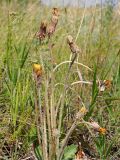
47, 8, 59, 39
98, 80, 112, 92
51, 15, 58, 24
36, 21, 47, 41
67, 35, 74, 44
67, 35, 80, 54
52, 8, 59, 16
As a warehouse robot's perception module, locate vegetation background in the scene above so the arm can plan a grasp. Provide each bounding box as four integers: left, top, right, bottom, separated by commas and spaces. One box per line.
0, 0, 120, 159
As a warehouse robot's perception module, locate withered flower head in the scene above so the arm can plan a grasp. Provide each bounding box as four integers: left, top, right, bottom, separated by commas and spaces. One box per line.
67, 35, 74, 44
98, 79, 112, 92
89, 121, 100, 130
36, 21, 47, 41
67, 35, 80, 54
33, 64, 43, 77
52, 8, 59, 16
75, 150, 86, 159
75, 143, 87, 160
47, 25, 55, 39
104, 80, 112, 89
51, 15, 58, 25
76, 107, 87, 120
47, 17, 58, 39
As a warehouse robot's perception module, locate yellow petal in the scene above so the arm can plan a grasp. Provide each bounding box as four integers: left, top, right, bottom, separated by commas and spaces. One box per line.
80, 106, 87, 114
99, 127, 106, 135
33, 64, 42, 76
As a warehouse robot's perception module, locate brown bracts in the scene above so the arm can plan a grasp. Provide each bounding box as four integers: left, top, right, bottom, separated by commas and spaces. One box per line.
67, 35, 80, 69
67, 35, 80, 54
36, 21, 47, 41
47, 8, 59, 39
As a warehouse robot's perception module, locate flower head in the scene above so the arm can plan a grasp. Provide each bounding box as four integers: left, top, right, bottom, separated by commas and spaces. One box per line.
80, 106, 88, 115
36, 21, 47, 41
52, 8, 59, 16
99, 127, 106, 135
67, 35, 80, 54
47, 8, 59, 39
88, 121, 106, 135
89, 121, 100, 130
98, 80, 112, 92
33, 64, 43, 77
104, 80, 112, 89
67, 35, 74, 44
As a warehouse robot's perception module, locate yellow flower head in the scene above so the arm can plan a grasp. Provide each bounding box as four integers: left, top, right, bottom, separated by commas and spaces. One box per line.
99, 127, 106, 135
33, 64, 43, 77
80, 106, 88, 115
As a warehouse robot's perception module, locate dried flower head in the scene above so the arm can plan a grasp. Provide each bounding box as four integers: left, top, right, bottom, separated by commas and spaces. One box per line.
75, 143, 87, 160
98, 80, 112, 92
36, 21, 47, 41
51, 15, 58, 24
33, 64, 43, 77
67, 35, 80, 54
47, 8, 59, 39
52, 8, 59, 16
75, 150, 86, 160
47, 25, 56, 39
104, 80, 112, 89
67, 35, 74, 44
89, 121, 100, 131
76, 107, 87, 120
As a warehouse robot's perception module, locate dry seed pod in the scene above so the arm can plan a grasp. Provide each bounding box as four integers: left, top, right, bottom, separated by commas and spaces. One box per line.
47, 24, 56, 39
47, 8, 59, 39
67, 35, 74, 44
67, 35, 80, 69
75, 143, 88, 160
67, 35, 80, 54
51, 15, 58, 25
52, 7, 59, 16
36, 21, 47, 41
88, 121, 100, 130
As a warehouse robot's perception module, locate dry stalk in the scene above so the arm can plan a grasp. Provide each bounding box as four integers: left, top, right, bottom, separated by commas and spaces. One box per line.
33, 64, 48, 160
56, 36, 81, 160
59, 121, 78, 160
58, 107, 88, 160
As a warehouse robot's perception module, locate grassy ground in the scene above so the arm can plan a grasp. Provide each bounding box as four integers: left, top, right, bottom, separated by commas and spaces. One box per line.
0, 1, 120, 159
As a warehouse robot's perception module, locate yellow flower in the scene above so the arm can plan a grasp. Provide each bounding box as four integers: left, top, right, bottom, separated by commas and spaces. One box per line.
99, 127, 106, 135
80, 106, 88, 115
33, 64, 42, 77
